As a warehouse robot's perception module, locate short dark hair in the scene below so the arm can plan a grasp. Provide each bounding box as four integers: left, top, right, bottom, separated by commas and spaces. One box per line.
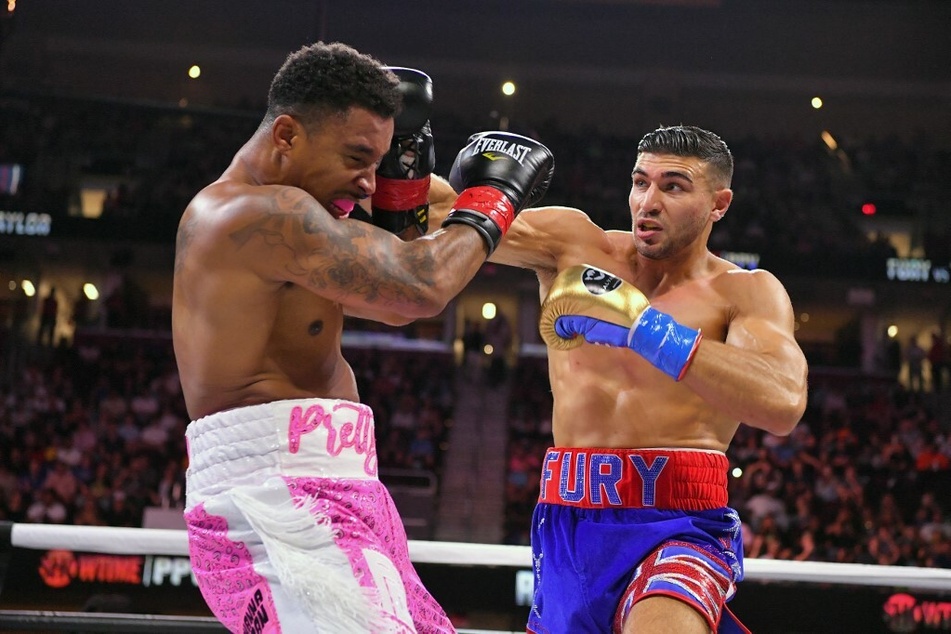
637, 125, 734, 187
265, 41, 401, 127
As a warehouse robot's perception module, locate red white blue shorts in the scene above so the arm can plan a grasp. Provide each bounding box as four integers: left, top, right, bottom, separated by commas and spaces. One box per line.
184, 398, 452, 633
528, 447, 749, 634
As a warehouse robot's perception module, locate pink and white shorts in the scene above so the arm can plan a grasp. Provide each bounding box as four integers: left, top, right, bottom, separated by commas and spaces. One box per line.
184, 398, 453, 633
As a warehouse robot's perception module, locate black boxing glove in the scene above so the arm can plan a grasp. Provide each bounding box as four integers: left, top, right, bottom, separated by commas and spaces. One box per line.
443, 131, 554, 254
372, 67, 436, 239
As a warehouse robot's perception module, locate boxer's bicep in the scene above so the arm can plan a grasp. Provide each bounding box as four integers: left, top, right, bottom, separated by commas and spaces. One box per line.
724, 271, 808, 391
489, 205, 603, 271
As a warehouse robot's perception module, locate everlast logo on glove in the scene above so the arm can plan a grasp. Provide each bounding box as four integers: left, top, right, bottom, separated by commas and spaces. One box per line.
582, 267, 622, 295
471, 136, 534, 165
444, 130, 554, 255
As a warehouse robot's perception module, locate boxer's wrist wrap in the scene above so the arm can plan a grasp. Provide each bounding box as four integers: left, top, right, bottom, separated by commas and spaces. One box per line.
373, 175, 431, 210
373, 175, 431, 235
441, 186, 515, 255
627, 306, 702, 381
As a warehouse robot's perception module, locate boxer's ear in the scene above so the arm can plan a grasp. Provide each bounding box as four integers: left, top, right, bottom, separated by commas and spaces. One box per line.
712, 188, 733, 222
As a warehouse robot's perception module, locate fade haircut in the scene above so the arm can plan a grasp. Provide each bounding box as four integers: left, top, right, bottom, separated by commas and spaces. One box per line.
264, 41, 401, 128
637, 125, 734, 188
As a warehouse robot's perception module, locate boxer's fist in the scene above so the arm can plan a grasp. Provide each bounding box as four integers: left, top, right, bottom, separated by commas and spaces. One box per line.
442, 131, 554, 254
389, 67, 433, 136
539, 265, 650, 351
372, 67, 435, 238
539, 264, 702, 380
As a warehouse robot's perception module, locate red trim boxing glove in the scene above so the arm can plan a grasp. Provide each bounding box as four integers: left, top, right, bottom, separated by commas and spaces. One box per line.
372, 67, 435, 238
443, 131, 554, 254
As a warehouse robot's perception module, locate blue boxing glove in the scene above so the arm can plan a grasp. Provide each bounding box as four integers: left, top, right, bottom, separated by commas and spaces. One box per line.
538, 264, 702, 380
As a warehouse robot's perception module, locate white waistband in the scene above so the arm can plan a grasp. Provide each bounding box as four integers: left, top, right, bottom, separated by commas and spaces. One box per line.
186, 398, 379, 506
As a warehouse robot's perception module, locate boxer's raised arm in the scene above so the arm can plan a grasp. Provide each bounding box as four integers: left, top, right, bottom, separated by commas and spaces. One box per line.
489, 205, 612, 276
539, 263, 808, 435
227, 133, 554, 322
371, 67, 435, 240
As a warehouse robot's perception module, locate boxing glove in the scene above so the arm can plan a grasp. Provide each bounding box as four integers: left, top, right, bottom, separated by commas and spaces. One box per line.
372, 67, 436, 238
443, 131, 554, 254
539, 264, 702, 380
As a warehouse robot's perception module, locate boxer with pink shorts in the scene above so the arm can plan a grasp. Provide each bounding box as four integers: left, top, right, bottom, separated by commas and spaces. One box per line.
184, 398, 452, 633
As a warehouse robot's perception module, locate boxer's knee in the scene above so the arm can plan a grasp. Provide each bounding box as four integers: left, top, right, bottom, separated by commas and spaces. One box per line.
620, 595, 710, 634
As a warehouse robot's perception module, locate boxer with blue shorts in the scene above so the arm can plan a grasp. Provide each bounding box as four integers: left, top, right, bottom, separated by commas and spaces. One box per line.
528, 447, 749, 634
480, 126, 808, 633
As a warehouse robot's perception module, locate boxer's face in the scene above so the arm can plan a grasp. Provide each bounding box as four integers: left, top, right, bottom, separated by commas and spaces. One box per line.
629, 152, 732, 259
283, 107, 393, 219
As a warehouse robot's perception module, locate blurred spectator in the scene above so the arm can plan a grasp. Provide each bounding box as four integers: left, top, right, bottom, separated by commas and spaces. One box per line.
36, 286, 59, 347
876, 330, 902, 379
26, 488, 68, 524
71, 285, 93, 330
746, 489, 789, 532
42, 460, 79, 502
929, 330, 949, 393
407, 426, 438, 471
389, 394, 420, 442
915, 439, 950, 472
74, 496, 107, 526
0, 488, 29, 522
484, 312, 512, 387
154, 461, 185, 509
904, 335, 927, 392
104, 490, 139, 527
461, 318, 485, 381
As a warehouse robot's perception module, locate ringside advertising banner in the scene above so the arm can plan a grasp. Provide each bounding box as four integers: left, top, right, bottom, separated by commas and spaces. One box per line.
1, 548, 950, 632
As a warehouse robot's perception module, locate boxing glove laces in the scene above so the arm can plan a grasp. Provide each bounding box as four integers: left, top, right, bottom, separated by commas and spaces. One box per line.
372, 67, 436, 237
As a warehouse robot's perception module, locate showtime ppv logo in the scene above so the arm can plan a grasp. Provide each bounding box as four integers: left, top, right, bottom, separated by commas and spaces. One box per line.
884, 593, 951, 632
38, 550, 197, 589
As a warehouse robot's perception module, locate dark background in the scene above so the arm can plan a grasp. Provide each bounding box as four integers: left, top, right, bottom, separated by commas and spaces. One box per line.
2, 0, 949, 141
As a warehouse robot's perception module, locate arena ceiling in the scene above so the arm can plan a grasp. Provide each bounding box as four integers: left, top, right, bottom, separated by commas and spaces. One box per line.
1, 0, 949, 137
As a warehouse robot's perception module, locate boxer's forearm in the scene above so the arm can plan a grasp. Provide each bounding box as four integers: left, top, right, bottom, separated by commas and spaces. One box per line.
425, 175, 457, 233
681, 337, 808, 436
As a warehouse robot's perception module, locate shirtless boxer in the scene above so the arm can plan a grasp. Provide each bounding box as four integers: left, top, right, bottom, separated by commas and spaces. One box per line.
172, 42, 553, 633
434, 125, 808, 633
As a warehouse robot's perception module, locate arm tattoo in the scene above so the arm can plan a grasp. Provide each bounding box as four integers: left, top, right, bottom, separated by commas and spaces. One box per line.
228, 187, 445, 308
174, 215, 198, 274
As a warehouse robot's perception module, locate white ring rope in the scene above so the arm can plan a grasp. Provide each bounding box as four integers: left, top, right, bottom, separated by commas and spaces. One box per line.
8, 522, 951, 591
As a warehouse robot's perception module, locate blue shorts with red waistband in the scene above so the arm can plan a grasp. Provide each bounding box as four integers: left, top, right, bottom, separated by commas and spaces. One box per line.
528, 447, 750, 634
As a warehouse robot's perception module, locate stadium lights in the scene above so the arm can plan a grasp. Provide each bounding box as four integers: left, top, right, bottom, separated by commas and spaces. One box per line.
821, 130, 838, 151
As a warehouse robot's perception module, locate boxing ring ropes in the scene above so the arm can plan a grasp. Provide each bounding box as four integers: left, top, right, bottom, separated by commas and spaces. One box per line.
2, 522, 951, 632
